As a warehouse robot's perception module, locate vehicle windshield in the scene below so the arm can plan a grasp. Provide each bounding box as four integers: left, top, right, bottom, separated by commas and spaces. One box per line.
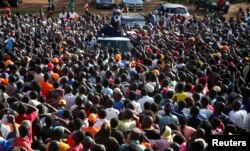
125, 0, 142, 3
122, 17, 145, 27
100, 0, 112, 2
166, 7, 187, 14
97, 39, 134, 53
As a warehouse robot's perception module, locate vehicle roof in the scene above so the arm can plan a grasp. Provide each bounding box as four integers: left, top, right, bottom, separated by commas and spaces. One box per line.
161, 3, 187, 9
121, 15, 145, 20
97, 37, 130, 41
121, 13, 144, 17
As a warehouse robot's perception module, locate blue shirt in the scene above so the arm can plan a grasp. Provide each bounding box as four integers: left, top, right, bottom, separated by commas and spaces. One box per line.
113, 101, 124, 111
159, 114, 179, 130
120, 140, 145, 151
0, 139, 13, 151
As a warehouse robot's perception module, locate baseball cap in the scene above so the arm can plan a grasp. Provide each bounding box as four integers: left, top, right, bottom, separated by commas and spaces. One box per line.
145, 83, 154, 93
51, 73, 59, 81
115, 54, 121, 62
47, 63, 54, 70
58, 99, 66, 106
88, 113, 97, 123
153, 69, 159, 76
52, 57, 59, 64
4, 60, 14, 67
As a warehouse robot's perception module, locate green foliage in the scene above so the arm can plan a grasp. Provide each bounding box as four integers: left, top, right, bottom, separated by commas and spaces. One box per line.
162, 0, 189, 5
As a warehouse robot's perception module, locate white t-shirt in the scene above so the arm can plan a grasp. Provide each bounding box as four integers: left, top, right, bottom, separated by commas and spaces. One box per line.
138, 95, 154, 111
69, 12, 79, 19
228, 110, 247, 128
94, 119, 109, 129
105, 108, 119, 121
59, 12, 67, 19
200, 108, 212, 119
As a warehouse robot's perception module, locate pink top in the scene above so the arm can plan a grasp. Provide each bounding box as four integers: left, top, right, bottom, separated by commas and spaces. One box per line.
177, 125, 196, 142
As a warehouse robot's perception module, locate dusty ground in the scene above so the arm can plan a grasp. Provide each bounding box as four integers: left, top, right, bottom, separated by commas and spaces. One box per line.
10, 0, 250, 19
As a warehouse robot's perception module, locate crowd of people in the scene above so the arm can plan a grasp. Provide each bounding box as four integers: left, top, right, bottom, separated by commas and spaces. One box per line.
0, 2, 250, 151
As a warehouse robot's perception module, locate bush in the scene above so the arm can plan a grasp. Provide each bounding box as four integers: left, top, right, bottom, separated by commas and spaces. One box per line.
162, 0, 189, 5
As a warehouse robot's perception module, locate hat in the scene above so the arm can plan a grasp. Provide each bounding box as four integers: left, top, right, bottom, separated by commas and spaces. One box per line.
146, 47, 152, 53
213, 52, 221, 59
24, 56, 31, 62
114, 87, 121, 94
5, 60, 14, 67
188, 37, 195, 42
220, 45, 229, 51
51, 72, 59, 81
115, 54, 121, 62
172, 50, 179, 57
165, 102, 174, 112
21, 120, 31, 129
64, 51, 72, 59
58, 99, 66, 106
153, 69, 159, 76
161, 126, 172, 140
145, 83, 154, 93
160, 54, 164, 60
212, 86, 221, 92
62, 41, 68, 45
130, 60, 136, 68
88, 113, 97, 123
47, 63, 54, 70
52, 57, 59, 63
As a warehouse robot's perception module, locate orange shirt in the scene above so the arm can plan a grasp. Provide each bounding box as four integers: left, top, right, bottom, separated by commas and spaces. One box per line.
40, 81, 53, 99
82, 126, 99, 136
0, 78, 9, 85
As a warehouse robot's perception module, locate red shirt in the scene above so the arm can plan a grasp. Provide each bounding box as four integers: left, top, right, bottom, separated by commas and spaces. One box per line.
14, 137, 33, 151
16, 111, 38, 143
67, 143, 84, 151
67, 132, 75, 147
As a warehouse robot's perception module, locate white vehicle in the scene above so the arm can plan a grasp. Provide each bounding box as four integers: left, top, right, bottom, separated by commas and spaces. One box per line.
156, 3, 190, 18
123, 0, 143, 10
97, 37, 134, 53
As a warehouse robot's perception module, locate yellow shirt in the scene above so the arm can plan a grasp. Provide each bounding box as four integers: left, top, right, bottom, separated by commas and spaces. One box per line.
172, 92, 188, 103
46, 141, 70, 151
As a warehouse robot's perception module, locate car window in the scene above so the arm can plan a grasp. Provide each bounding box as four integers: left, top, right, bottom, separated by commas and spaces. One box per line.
100, 0, 112, 2
176, 7, 187, 14
167, 7, 187, 14
97, 39, 134, 53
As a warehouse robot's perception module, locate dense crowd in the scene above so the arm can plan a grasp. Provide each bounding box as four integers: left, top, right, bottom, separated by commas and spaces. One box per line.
0, 3, 250, 151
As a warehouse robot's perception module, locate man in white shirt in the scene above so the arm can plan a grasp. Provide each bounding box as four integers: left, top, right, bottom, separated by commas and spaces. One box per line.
63, 86, 76, 110
129, 91, 142, 114
69, 8, 79, 20
59, 7, 67, 20
138, 88, 154, 111
105, 99, 119, 121
228, 100, 247, 128
94, 109, 109, 129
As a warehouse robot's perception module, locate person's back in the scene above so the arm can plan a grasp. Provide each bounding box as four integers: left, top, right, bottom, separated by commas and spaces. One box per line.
228, 100, 247, 128
94, 123, 119, 151
14, 125, 33, 151
158, 103, 179, 130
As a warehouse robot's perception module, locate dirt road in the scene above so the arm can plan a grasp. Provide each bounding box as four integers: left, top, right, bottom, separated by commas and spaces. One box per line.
14, 0, 250, 19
